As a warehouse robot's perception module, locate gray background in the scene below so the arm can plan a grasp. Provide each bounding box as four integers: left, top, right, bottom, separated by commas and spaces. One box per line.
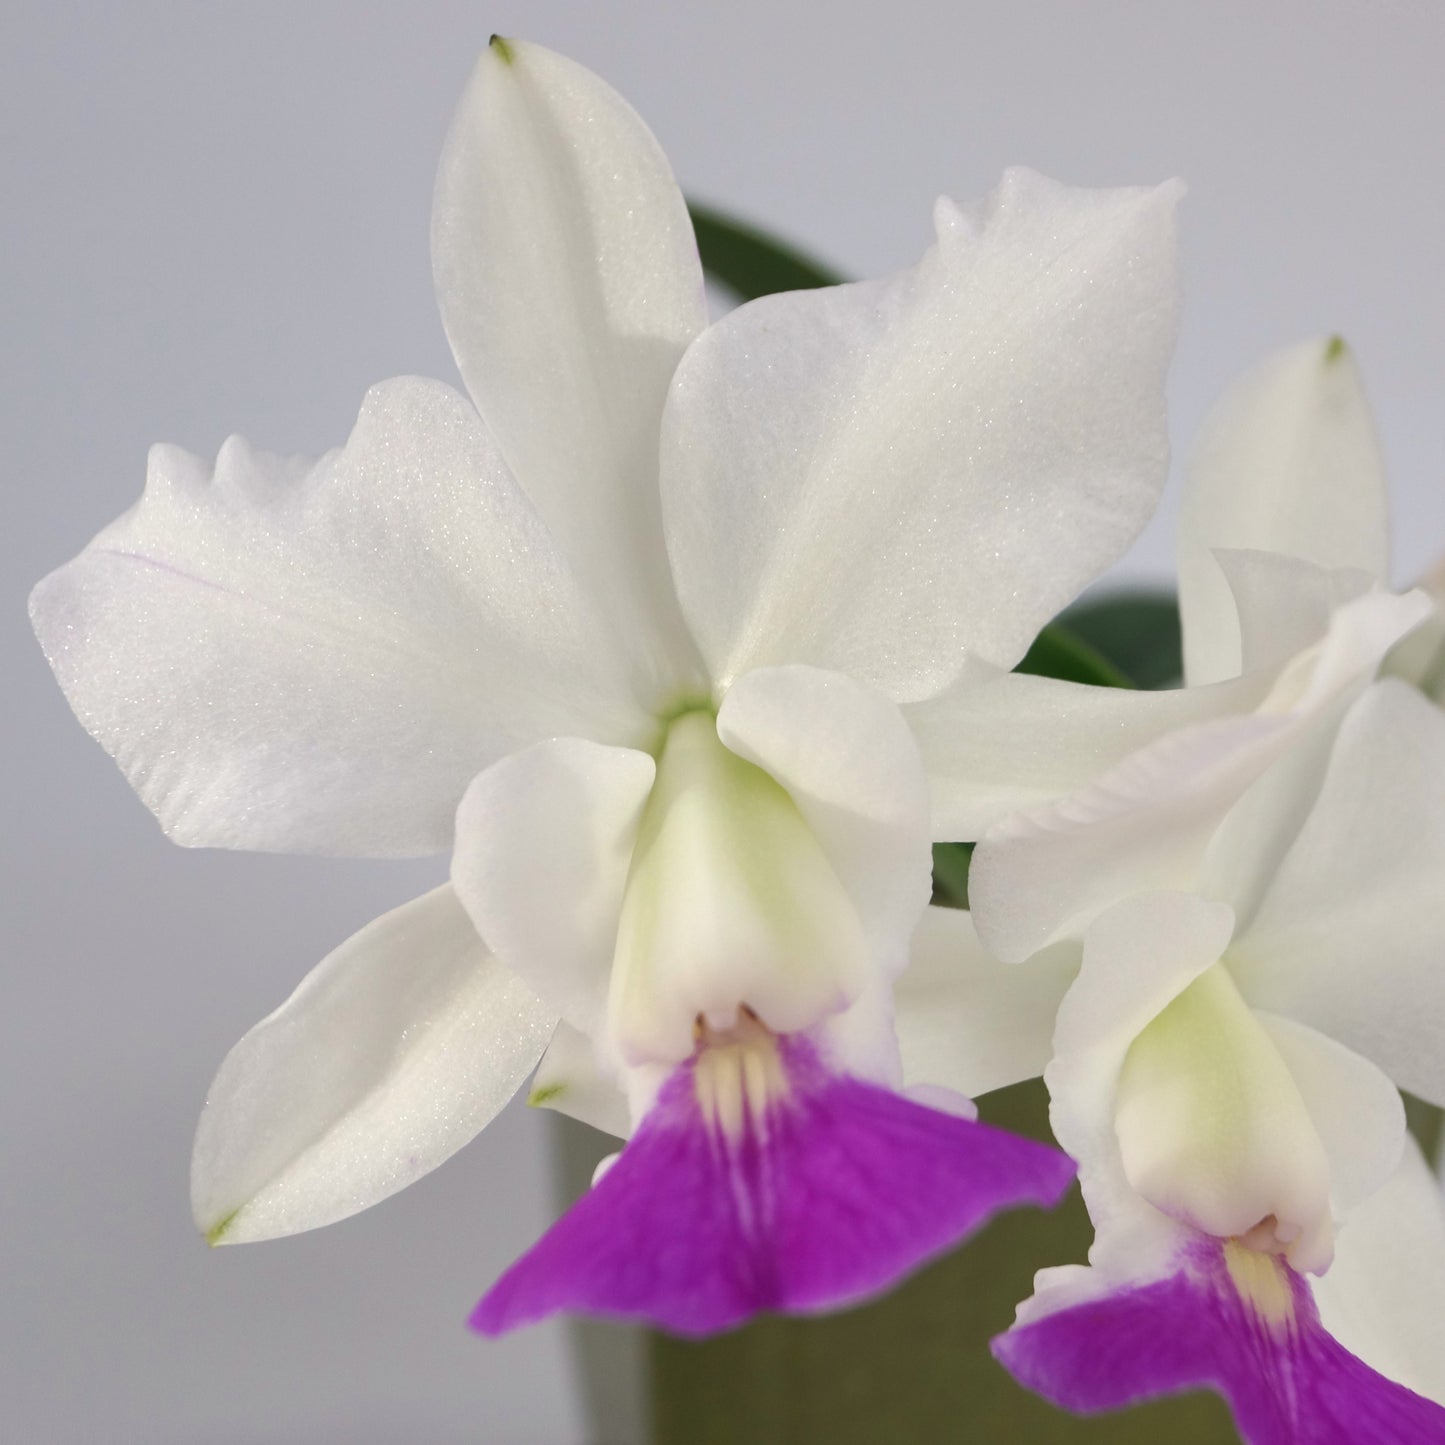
4, 3, 1443, 1441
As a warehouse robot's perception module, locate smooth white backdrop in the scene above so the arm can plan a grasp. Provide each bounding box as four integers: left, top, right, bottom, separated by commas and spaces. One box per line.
5, 3, 1443, 1440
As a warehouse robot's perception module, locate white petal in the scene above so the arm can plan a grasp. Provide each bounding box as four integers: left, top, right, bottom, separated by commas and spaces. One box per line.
192, 886, 554, 1244
893, 905, 1077, 1099
528, 1023, 631, 1140
970, 588, 1428, 962
1214, 549, 1376, 681
717, 665, 933, 972
905, 667, 1260, 840
1257, 1013, 1405, 1215
432, 38, 706, 686
661, 170, 1182, 699
1232, 680, 1445, 1106
1315, 1136, 1445, 1405
1179, 338, 1391, 687
30, 378, 646, 856
450, 739, 656, 1039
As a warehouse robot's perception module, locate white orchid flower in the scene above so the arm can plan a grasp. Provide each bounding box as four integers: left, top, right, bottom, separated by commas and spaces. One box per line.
959, 338, 1431, 965
30, 37, 1182, 1335
937, 337, 1445, 1435
993, 680, 1445, 1439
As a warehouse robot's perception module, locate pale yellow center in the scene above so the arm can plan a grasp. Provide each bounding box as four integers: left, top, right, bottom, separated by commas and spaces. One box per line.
1115, 962, 1334, 1272
607, 710, 869, 1066
691, 1012, 791, 1143
1222, 1237, 1298, 1335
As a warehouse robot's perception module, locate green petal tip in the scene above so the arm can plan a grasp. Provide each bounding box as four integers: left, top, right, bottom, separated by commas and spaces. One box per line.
489, 35, 516, 65
205, 1209, 240, 1247
1324, 335, 1348, 363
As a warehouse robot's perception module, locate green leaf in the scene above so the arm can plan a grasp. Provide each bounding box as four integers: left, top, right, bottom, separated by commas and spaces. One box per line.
650, 1080, 1236, 1444
931, 841, 974, 909
1061, 591, 1183, 690
1016, 622, 1132, 689
688, 200, 844, 301
1405, 1092, 1444, 1170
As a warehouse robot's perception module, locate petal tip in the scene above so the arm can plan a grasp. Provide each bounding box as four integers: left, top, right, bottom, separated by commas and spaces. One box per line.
488, 34, 516, 65
201, 1207, 241, 1248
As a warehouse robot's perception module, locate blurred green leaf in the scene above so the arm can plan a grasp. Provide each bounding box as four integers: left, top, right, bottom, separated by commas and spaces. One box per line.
688, 200, 844, 301
1061, 591, 1183, 690
931, 841, 974, 909
1405, 1092, 1444, 1169
651, 1079, 1236, 1444
1017, 622, 1132, 689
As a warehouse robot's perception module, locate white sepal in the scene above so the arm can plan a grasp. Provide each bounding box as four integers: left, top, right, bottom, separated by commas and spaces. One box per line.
1179, 338, 1390, 688
432, 38, 706, 687
192, 886, 554, 1244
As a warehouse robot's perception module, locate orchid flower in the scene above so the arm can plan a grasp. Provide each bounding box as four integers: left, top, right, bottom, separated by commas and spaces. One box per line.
29, 38, 1182, 1335
936, 340, 1445, 1435
993, 680, 1445, 1440
953, 339, 1431, 966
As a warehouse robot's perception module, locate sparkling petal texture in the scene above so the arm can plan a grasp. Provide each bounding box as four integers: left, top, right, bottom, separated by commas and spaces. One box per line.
192, 886, 555, 1244
471, 1034, 1075, 1336
660, 169, 1182, 700
432, 37, 707, 690
1179, 338, 1391, 687
30, 379, 644, 856
993, 1239, 1445, 1444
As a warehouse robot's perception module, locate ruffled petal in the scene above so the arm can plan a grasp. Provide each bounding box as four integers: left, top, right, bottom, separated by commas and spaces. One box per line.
994, 1237, 1445, 1443
893, 906, 1076, 1099
30, 378, 646, 856
432, 38, 706, 687
1233, 680, 1445, 1107
971, 589, 1428, 962
473, 1033, 1074, 1336
905, 667, 1259, 840
717, 665, 933, 973
661, 170, 1181, 699
192, 886, 554, 1244
1180, 338, 1391, 687
450, 739, 656, 1039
